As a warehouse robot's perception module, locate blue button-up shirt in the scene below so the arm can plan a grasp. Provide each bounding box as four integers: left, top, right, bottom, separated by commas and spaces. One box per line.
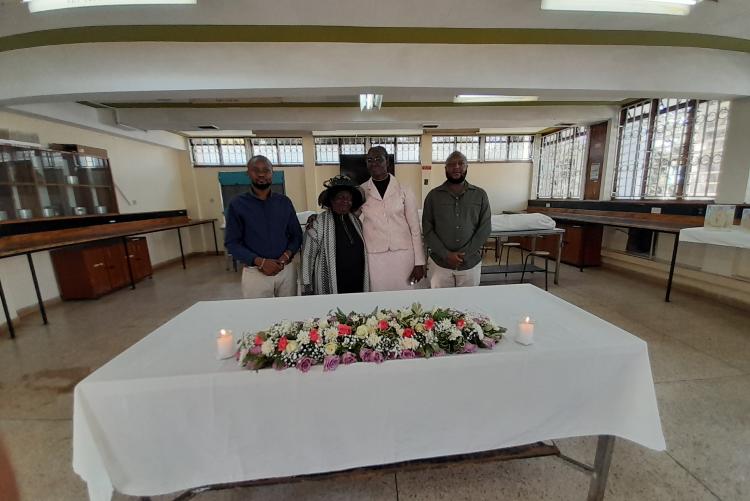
224, 191, 303, 266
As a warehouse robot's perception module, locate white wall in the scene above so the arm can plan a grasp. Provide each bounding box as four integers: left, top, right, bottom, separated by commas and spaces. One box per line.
0, 110, 193, 327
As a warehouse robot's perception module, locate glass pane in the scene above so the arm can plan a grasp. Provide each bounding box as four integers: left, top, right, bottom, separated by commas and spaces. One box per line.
341, 137, 365, 155
484, 136, 508, 161
370, 137, 395, 155
251, 138, 279, 164
455, 136, 480, 161
220, 138, 248, 165
432, 136, 456, 163
277, 138, 304, 165
537, 127, 587, 199
396, 136, 420, 163
315, 137, 339, 164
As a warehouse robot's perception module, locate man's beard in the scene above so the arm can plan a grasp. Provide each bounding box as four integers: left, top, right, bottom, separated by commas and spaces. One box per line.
252, 181, 272, 190
445, 172, 467, 184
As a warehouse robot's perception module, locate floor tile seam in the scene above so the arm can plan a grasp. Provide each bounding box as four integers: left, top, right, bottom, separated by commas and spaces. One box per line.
654, 373, 749, 386
664, 450, 723, 501
655, 332, 750, 371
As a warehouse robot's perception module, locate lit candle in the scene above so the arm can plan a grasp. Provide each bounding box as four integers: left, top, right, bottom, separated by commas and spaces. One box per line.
516, 316, 535, 346
216, 329, 235, 360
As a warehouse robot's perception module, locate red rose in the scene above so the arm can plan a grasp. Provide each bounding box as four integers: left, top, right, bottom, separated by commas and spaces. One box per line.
254, 335, 264, 346
338, 324, 352, 336
278, 336, 288, 352
424, 318, 435, 330
456, 319, 466, 329
309, 329, 320, 343
378, 320, 389, 331
403, 328, 414, 338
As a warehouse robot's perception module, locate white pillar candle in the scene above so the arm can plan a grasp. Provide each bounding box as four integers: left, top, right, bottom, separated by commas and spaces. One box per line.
516, 317, 535, 346
216, 329, 235, 360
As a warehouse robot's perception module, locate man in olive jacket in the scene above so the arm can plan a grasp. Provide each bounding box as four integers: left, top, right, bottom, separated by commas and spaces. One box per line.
422, 151, 491, 288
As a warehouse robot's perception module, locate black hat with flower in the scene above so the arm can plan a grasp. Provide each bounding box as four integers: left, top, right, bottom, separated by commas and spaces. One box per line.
318, 175, 365, 211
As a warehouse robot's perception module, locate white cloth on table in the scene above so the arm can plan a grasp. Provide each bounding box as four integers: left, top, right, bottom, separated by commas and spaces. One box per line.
679, 227, 750, 248
491, 213, 556, 232
73, 285, 665, 501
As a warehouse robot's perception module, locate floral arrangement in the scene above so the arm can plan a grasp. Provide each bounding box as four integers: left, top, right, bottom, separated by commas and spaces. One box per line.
237, 303, 506, 372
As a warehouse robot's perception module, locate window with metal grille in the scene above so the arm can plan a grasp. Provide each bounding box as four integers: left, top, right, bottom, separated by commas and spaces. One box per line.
314, 137, 340, 164
370, 137, 396, 155
396, 136, 421, 163
250, 138, 304, 166
613, 99, 731, 199
508, 135, 534, 161
431, 136, 480, 163
340, 137, 366, 155
218, 138, 247, 165
537, 127, 588, 199
189, 138, 223, 165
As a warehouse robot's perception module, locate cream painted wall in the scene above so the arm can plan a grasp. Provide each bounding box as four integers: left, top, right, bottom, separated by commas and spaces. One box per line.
0, 110, 192, 326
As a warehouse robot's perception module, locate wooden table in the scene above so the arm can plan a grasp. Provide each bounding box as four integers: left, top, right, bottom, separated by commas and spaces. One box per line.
0, 216, 218, 339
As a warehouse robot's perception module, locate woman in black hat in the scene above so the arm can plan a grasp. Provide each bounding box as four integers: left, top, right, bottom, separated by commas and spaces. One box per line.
301, 175, 369, 295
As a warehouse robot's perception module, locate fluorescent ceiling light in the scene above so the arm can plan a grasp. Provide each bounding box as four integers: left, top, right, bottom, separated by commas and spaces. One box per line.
540, 0, 702, 15
24, 0, 196, 13
359, 94, 383, 111
454, 95, 539, 103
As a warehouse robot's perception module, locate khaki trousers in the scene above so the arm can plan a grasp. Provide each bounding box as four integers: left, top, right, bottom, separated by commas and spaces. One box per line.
428, 257, 482, 289
241, 263, 297, 299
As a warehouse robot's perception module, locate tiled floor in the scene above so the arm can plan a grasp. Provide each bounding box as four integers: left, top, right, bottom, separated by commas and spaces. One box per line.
0, 255, 748, 500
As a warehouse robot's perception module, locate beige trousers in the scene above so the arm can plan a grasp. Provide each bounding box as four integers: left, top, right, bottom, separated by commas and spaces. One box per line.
241, 263, 298, 299
428, 257, 482, 289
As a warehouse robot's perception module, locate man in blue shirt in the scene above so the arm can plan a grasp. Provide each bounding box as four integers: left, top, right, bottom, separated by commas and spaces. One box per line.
224, 155, 303, 298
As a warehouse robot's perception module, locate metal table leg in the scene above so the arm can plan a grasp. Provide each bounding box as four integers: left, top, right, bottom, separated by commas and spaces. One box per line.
0, 277, 15, 339
587, 435, 615, 501
27, 253, 48, 325
123, 237, 136, 290
555, 231, 563, 285
665, 232, 679, 302
211, 221, 219, 256
177, 228, 186, 269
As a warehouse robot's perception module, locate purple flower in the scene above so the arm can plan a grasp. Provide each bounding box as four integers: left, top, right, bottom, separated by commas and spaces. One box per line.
249, 346, 262, 355
463, 343, 477, 353
400, 349, 416, 359
323, 355, 340, 372
341, 352, 357, 365
432, 350, 446, 358
370, 351, 384, 364
482, 338, 497, 349
359, 348, 373, 362
297, 357, 313, 373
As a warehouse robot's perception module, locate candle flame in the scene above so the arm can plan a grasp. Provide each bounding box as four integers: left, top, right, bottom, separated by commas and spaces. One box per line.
525, 316, 530, 323
219, 329, 227, 336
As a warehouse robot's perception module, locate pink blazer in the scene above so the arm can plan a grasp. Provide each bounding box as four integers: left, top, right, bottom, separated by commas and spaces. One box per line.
359, 175, 426, 265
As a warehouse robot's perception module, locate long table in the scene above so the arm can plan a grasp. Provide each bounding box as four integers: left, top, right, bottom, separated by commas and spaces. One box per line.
534, 212, 694, 302
73, 285, 665, 501
484, 227, 565, 285
0, 218, 218, 339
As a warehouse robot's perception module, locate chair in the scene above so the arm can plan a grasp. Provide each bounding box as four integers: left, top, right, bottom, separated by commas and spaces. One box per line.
520, 250, 551, 291
482, 237, 500, 260
498, 241, 524, 279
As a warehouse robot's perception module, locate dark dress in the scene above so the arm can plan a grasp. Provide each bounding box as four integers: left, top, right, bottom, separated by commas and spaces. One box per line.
334, 213, 366, 293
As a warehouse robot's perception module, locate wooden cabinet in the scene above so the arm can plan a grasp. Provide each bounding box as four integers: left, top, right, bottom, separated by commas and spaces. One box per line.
516, 223, 603, 269
51, 237, 151, 299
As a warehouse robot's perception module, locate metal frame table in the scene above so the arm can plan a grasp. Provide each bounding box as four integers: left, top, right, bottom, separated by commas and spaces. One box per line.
0, 218, 218, 339
482, 228, 565, 285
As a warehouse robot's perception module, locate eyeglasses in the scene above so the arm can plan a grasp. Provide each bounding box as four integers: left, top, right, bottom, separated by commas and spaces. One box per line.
366, 156, 386, 163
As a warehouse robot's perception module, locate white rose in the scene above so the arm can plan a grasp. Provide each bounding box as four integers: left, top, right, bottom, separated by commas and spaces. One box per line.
297, 332, 310, 345
366, 317, 378, 328
324, 342, 337, 356
449, 328, 462, 341
318, 318, 329, 329
356, 325, 369, 338
367, 333, 381, 347
285, 340, 299, 354
261, 340, 274, 356
376, 312, 387, 321
400, 337, 418, 350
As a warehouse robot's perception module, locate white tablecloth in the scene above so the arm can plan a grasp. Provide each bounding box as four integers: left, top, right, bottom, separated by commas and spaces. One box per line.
73, 285, 665, 500
491, 213, 556, 232
679, 226, 750, 248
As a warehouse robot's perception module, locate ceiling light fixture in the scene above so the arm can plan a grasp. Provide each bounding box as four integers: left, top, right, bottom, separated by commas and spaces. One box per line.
359, 94, 383, 111
540, 0, 703, 16
454, 95, 539, 103
24, 0, 197, 13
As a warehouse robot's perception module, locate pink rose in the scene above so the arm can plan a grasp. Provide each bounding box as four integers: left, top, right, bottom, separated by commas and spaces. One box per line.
359, 348, 373, 362
341, 352, 357, 365
370, 351, 384, 364
249, 346, 262, 355
456, 319, 466, 329
338, 324, 352, 336
254, 335, 264, 346
378, 320, 389, 331
400, 349, 416, 359
463, 342, 477, 353
278, 336, 288, 352
424, 318, 435, 330
309, 329, 320, 343
323, 355, 339, 372
297, 357, 313, 373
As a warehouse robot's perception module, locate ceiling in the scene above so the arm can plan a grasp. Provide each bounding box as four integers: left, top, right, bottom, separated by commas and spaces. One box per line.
0, 0, 748, 136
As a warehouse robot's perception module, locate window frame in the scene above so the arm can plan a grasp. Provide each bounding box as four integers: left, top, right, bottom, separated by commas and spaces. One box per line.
314, 135, 422, 165
536, 126, 589, 200
189, 136, 304, 167
431, 134, 534, 164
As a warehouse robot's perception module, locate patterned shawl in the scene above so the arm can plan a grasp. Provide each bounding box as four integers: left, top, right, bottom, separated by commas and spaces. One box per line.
301, 210, 370, 295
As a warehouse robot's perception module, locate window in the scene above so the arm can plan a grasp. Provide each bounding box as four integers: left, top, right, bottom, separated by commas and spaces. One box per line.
433, 135, 533, 163
190, 137, 303, 167
250, 138, 304, 166
314, 137, 341, 164
370, 136, 421, 163
613, 99, 731, 199
340, 137, 366, 155
537, 126, 589, 199
431, 136, 480, 163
